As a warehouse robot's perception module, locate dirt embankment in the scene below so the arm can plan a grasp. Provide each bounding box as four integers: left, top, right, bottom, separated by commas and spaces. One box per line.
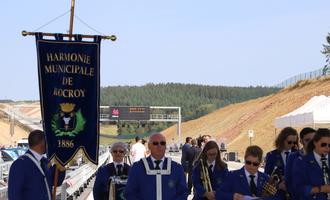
162, 77, 330, 157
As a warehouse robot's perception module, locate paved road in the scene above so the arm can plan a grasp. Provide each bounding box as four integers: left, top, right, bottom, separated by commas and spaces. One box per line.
85, 152, 244, 200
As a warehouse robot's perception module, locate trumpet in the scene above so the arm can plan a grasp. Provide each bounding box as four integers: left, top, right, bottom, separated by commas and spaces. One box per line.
200, 159, 213, 192
262, 166, 279, 197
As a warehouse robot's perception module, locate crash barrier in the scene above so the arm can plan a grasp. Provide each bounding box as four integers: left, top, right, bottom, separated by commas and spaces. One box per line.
60, 149, 110, 200
0, 147, 110, 200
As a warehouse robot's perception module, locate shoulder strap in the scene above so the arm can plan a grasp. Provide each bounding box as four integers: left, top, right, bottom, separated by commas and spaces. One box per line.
24, 154, 51, 200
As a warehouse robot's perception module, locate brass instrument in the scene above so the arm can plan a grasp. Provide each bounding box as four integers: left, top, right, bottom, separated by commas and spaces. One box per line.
262, 166, 279, 197
321, 155, 330, 200
200, 159, 213, 192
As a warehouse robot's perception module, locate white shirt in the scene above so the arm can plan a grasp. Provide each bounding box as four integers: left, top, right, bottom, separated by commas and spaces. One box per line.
113, 161, 124, 174
150, 156, 165, 169
314, 151, 328, 169
244, 167, 258, 185
131, 142, 146, 163
207, 160, 216, 172
29, 149, 44, 163
281, 150, 291, 166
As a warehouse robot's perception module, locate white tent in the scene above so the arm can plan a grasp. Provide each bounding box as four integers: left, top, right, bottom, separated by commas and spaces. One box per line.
275, 95, 330, 128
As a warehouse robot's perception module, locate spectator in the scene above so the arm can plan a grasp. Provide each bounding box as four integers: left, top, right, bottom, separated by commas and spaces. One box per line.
130, 136, 147, 163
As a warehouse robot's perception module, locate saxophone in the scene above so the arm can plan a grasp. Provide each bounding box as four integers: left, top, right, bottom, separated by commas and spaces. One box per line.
321, 155, 330, 200
200, 159, 213, 192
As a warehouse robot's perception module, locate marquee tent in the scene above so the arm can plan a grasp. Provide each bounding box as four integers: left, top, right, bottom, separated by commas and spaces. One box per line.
275, 95, 330, 128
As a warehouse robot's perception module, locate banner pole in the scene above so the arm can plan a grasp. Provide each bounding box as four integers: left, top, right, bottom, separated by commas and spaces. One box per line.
69, 0, 75, 40
52, 165, 59, 200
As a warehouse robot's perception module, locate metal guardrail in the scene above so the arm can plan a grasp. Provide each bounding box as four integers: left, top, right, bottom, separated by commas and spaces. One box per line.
0, 187, 7, 200
60, 150, 110, 200
0, 147, 110, 200
0, 162, 12, 181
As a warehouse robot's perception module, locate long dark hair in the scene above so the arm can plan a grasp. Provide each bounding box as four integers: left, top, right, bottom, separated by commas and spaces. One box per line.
275, 127, 298, 151
196, 141, 226, 170
306, 128, 330, 154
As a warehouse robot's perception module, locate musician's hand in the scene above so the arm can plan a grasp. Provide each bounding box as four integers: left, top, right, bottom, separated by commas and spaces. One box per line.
204, 191, 215, 200
278, 180, 287, 190
233, 193, 244, 200
321, 185, 330, 193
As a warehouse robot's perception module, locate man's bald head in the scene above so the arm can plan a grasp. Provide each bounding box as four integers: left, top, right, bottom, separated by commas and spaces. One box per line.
148, 133, 166, 144
148, 132, 166, 160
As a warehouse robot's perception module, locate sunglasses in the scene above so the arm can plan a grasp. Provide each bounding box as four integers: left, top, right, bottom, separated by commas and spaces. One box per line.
287, 141, 297, 145
320, 143, 330, 148
152, 141, 166, 146
113, 150, 125, 154
245, 160, 260, 167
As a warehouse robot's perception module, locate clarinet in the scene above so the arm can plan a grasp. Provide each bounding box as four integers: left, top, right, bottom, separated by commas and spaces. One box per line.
321, 154, 330, 200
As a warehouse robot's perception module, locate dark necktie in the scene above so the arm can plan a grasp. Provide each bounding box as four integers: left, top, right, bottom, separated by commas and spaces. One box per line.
208, 164, 213, 174
285, 152, 290, 163
154, 160, 161, 170
40, 157, 47, 174
249, 175, 257, 197
116, 164, 123, 176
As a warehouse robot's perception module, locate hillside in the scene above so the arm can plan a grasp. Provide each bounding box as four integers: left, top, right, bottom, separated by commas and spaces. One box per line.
101, 83, 279, 121
162, 77, 330, 158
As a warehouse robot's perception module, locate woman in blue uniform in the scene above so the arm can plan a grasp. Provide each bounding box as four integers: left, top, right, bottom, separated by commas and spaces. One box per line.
93, 142, 130, 200
264, 127, 298, 199
192, 140, 228, 200
292, 128, 330, 200
285, 127, 315, 199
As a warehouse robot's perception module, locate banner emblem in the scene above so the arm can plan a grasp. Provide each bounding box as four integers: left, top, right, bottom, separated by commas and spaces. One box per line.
51, 103, 86, 137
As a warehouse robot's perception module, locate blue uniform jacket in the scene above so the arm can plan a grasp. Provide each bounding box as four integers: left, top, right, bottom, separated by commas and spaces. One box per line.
285, 150, 303, 199
125, 156, 189, 200
8, 150, 65, 200
216, 167, 280, 200
93, 162, 130, 200
264, 149, 285, 177
292, 153, 330, 200
192, 164, 228, 200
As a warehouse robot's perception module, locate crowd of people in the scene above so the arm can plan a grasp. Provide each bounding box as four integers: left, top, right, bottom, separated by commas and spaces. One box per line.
7, 127, 330, 200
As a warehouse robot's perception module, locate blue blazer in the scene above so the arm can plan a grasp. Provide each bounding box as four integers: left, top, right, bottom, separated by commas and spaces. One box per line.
192, 163, 228, 200
8, 150, 65, 200
264, 149, 285, 176
125, 156, 189, 200
285, 150, 303, 199
93, 162, 130, 200
216, 167, 280, 200
292, 153, 330, 200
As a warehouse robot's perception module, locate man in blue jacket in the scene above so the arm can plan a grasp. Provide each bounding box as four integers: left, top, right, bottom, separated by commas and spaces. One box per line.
125, 132, 189, 200
8, 130, 65, 200
217, 145, 280, 200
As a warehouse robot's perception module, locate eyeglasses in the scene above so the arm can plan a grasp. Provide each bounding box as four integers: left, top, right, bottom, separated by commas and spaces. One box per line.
287, 141, 297, 145
320, 143, 330, 148
152, 141, 166, 146
245, 160, 260, 167
113, 150, 125, 154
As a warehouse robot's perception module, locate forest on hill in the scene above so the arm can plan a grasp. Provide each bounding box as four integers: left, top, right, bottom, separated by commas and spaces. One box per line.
101, 83, 280, 134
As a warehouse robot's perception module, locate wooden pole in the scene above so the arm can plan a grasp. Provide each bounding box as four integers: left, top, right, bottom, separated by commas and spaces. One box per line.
69, 0, 75, 40
52, 165, 59, 200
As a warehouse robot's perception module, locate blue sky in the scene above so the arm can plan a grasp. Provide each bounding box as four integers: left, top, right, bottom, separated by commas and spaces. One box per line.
1, 1, 330, 100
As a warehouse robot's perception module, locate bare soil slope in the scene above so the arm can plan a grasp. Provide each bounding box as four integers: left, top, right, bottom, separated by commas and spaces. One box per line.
162, 77, 330, 157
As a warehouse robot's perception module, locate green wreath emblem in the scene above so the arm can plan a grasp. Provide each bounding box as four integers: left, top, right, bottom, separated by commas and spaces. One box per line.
51, 109, 86, 137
